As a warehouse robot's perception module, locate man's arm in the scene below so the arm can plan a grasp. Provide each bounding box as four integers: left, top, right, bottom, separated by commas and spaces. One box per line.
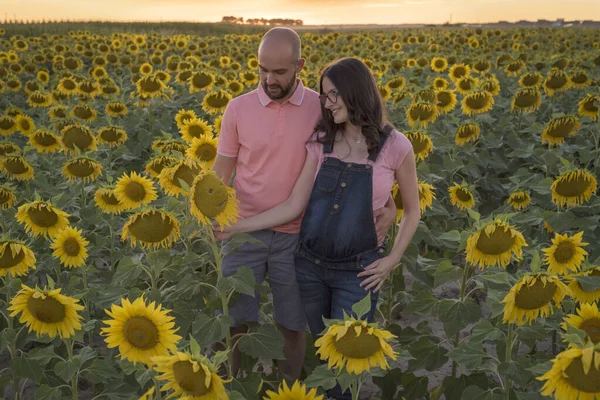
212, 154, 237, 186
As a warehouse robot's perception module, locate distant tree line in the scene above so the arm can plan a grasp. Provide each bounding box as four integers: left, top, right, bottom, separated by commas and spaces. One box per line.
221, 16, 303, 26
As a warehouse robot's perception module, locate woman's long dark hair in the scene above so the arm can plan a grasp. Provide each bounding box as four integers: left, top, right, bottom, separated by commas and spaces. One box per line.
313, 57, 391, 155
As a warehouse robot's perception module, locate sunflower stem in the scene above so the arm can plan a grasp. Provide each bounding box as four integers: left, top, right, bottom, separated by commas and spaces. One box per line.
503, 323, 514, 400
66, 339, 78, 400
55, 261, 62, 288
349, 376, 361, 400
5, 276, 21, 400
109, 215, 115, 269
452, 264, 472, 379
154, 378, 163, 400
80, 181, 87, 208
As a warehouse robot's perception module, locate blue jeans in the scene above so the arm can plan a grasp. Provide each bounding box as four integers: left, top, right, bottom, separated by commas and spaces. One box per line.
295, 254, 380, 400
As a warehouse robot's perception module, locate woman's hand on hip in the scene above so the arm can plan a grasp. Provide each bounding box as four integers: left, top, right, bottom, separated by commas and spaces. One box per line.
357, 256, 398, 293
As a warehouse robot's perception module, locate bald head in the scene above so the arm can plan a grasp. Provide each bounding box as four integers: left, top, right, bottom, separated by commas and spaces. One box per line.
259, 27, 301, 62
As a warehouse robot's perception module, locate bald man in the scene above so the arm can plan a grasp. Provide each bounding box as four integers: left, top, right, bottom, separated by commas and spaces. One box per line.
213, 27, 319, 380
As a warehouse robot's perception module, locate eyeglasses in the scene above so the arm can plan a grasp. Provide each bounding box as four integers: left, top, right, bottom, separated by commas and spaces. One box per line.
319, 89, 339, 105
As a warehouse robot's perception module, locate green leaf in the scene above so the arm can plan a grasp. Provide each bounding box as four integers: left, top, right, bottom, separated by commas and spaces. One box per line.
529, 250, 541, 273
514, 392, 545, 400
228, 391, 247, 400
479, 272, 511, 287
408, 336, 448, 372
35, 384, 62, 400
146, 248, 172, 275
228, 266, 256, 297
469, 320, 504, 344
192, 314, 233, 347
177, 177, 191, 193
447, 342, 489, 369
438, 230, 462, 242
438, 298, 482, 337
85, 358, 121, 384
573, 276, 600, 292
75, 346, 97, 366
372, 368, 403, 400
211, 350, 229, 367
54, 359, 81, 382
304, 364, 338, 390
351, 292, 372, 320
467, 209, 480, 222
434, 260, 462, 288
405, 289, 439, 316
11, 355, 45, 384
238, 324, 285, 360
189, 335, 201, 357
461, 386, 502, 400
112, 256, 143, 286
498, 359, 534, 386
136, 367, 155, 388
25, 345, 58, 367
229, 375, 263, 400
526, 360, 553, 376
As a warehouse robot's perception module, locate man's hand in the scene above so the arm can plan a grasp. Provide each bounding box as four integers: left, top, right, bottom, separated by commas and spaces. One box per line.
212, 222, 234, 242
374, 200, 396, 244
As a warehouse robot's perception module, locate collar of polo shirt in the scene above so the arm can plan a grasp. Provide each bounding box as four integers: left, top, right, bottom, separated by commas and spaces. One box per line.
257, 78, 306, 107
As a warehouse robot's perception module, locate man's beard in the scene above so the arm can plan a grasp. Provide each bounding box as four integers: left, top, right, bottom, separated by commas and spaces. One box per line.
263, 73, 296, 100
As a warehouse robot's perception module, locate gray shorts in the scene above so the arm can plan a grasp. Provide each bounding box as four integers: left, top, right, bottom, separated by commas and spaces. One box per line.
221, 229, 305, 331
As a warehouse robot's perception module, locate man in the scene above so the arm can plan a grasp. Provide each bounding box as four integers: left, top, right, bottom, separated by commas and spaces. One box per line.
212, 27, 396, 380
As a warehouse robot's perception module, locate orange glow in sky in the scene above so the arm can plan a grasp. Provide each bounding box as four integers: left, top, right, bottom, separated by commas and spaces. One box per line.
3, 0, 599, 25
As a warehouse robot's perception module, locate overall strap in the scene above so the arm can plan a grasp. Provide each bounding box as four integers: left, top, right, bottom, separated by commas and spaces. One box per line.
323, 139, 334, 154
367, 124, 393, 162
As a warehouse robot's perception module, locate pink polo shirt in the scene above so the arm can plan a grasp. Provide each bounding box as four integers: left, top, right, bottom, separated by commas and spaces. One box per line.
306, 128, 413, 212
217, 79, 321, 234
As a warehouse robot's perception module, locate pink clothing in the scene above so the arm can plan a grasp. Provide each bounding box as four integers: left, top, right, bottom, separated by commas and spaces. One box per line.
305, 129, 413, 212
217, 79, 321, 234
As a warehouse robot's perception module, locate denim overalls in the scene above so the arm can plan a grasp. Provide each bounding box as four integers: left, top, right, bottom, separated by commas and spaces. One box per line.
295, 127, 391, 335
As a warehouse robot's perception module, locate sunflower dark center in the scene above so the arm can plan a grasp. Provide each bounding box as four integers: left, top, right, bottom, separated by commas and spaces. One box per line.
0, 190, 11, 204
333, 326, 381, 359
79, 82, 97, 94
191, 73, 213, 89
178, 70, 193, 82
196, 144, 217, 162
0, 246, 25, 269
583, 99, 598, 113
554, 174, 593, 197
206, 94, 229, 108
4, 158, 29, 174
140, 78, 162, 93
100, 128, 122, 142
100, 192, 120, 206
459, 79, 473, 90
128, 212, 174, 243
124, 182, 146, 201
34, 132, 57, 146
0, 117, 16, 130
0, 144, 18, 155
173, 165, 200, 189
547, 119, 577, 138
455, 188, 472, 202
62, 237, 81, 256
564, 356, 600, 393
163, 143, 187, 153
109, 104, 125, 113
67, 161, 96, 177
457, 125, 478, 138
27, 295, 66, 323
579, 318, 600, 344
149, 157, 176, 174
19, 119, 31, 131
27, 206, 59, 228
173, 360, 211, 396
571, 73, 588, 84
188, 125, 206, 138
123, 316, 159, 350
465, 93, 491, 110
514, 279, 557, 310
546, 74, 568, 89
193, 174, 228, 217
553, 241, 575, 263
62, 80, 77, 90
437, 92, 452, 107
408, 134, 429, 154
475, 225, 515, 256
409, 104, 435, 121
393, 191, 404, 210
62, 127, 93, 150
521, 75, 540, 86
73, 107, 94, 120
229, 82, 242, 92
514, 91, 538, 107
30, 93, 48, 104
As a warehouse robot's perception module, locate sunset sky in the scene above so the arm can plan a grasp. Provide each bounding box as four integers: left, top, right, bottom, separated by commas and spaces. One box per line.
3, 0, 599, 25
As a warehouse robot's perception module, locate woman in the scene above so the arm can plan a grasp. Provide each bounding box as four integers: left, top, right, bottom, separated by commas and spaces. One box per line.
217, 56, 420, 369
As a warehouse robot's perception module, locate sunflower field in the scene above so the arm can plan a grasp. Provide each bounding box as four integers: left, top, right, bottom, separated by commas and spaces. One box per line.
0, 24, 599, 400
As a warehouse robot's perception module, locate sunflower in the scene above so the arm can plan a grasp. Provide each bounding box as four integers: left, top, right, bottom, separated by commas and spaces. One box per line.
151, 352, 229, 400
543, 70, 571, 96
152, 139, 188, 155
570, 70, 592, 89
315, 317, 396, 375
226, 80, 244, 96
0, 240, 36, 277
98, 126, 128, 147
145, 155, 178, 178
568, 268, 600, 304
122, 209, 181, 249
404, 131, 433, 161
240, 70, 259, 86
48, 105, 68, 120
448, 183, 475, 210
1, 155, 34, 181
577, 94, 599, 120
57, 77, 79, 96
455, 123, 480, 146
432, 77, 449, 91
94, 187, 126, 215
506, 190, 531, 210
538, 346, 600, 399
562, 303, 600, 344
386, 76, 406, 91
159, 159, 202, 198
511, 88, 541, 113
392, 181, 435, 220
466, 219, 527, 269
78, 80, 101, 99
70, 104, 97, 122
15, 114, 35, 136
175, 109, 197, 130
62, 157, 103, 183
0, 142, 20, 156
180, 118, 213, 143
550, 169, 597, 208
504, 60, 525, 77
114, 171, 158, 210
435, 90, 457, 113
430, 57, 448, 73
27, 91, 53, 108
189, 169, 239, 230
519, 72, 543, 88
8, 284, 84, 339
0, 185, 17, 209
264, 380, 324, 400
201, 90, 232, 115
502, 274, 568, 325
136, 75, 166, 99
542, 231, 588, 275
462, 90, 495, 116
186, 136, 219, 167
541, 115, 581, 147
101, 296, 181, 365
455, 76, 479, 95
406, 102, 438, 128
479, 78, 500, 96
60, 124, 98, 154
449, 63, 470, 82
188, 71, 215, 93
27, 129, 61, 153
105, 101, 129, 117
16, 201, 70, 239
50, 226, 89, 268
472, 60, 491, 74
0, 115, 17, 136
